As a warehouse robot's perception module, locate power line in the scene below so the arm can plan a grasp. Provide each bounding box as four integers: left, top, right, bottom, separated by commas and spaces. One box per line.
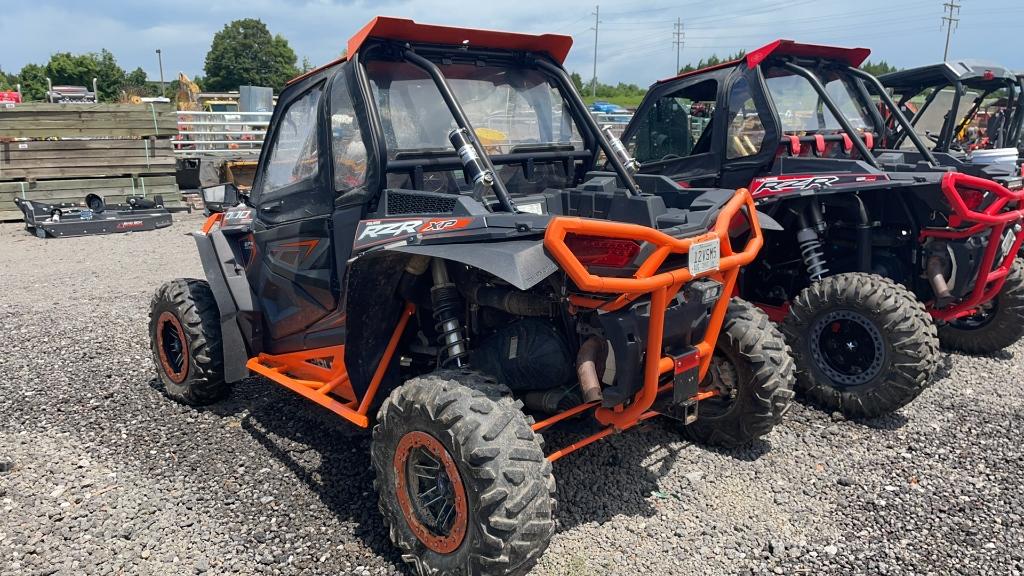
941, 0, 960, 61
591, 5, 600, 98
673, 18, 685, 75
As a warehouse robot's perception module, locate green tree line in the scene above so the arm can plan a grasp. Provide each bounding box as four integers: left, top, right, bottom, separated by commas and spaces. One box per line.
0, 18, 304, 102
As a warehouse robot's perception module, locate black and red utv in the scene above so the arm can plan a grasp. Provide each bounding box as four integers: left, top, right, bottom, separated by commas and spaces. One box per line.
148, 18, 793, 576
622, 39, 1024, 418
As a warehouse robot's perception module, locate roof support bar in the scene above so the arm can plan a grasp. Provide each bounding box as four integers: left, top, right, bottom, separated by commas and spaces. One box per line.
780, 61, 879, 169
846, 66, 938, 166
401, 48, 519, 213
532, 57, 642, 196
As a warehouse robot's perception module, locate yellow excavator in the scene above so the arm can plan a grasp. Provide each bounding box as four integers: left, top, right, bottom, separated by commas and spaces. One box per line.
176, 72, 202, 111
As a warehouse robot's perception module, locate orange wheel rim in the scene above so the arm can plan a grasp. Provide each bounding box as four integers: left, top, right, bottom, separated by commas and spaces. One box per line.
156, 311, 189, 384
393, 430, 468, 554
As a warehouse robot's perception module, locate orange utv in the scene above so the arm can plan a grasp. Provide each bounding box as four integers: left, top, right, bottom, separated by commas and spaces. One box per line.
148, 18, 794, 575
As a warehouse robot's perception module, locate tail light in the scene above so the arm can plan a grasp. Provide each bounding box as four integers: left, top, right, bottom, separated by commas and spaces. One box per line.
960, 188, 986, 211
564, 234, 640, 268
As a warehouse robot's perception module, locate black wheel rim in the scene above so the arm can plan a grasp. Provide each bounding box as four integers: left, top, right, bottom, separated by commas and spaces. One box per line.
810, 309, 886, 387
406, 446, 459, 536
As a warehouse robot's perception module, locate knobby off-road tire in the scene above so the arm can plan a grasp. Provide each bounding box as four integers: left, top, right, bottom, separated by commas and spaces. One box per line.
372, 369, 556, 576
938, 259, 1024, 354
148, 278, 229, 405
782, 273, 939, 419
684, 299, 795, 447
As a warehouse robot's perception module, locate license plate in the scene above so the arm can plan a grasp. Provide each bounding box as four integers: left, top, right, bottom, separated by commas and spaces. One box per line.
689, 238, 720, 276
1001, 229, 1017, 258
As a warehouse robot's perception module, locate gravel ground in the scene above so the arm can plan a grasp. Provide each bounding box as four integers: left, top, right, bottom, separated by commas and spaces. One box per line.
1, 213, 1022, 576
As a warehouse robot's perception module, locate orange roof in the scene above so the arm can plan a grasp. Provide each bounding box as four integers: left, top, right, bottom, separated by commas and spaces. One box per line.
289, 17, 573, 86
348, 17, 573, 63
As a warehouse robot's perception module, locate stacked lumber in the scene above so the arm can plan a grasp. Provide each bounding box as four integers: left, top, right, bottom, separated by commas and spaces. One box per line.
0, 175, 178, 221
0, 139, 175, 180
0, 103, 177, 138
0, 102, 182, 221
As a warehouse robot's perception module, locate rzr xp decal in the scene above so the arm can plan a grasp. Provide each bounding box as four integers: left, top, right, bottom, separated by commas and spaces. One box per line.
354, 217, 475, 248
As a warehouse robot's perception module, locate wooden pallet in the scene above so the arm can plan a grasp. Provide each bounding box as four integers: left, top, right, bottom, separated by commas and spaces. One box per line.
0, 139, 176, 180
0, 103, 177, 138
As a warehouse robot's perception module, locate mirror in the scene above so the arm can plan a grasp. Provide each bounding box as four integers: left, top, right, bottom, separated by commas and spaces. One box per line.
201, 183, 239, 214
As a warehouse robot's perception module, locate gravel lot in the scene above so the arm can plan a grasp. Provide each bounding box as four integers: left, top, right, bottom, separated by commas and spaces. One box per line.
1, 212, 1023, 576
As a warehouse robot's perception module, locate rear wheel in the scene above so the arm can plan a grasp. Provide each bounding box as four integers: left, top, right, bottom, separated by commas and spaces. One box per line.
684, 299, 795, 447
938, 259, 1024, 354
782, 273, 939, 419
148, 278, 228, 405
372, 369, 555, 576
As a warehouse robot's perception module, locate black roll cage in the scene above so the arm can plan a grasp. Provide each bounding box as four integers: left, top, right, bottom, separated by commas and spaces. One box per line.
350, 40, 641, 211
888, 75, 1024, 152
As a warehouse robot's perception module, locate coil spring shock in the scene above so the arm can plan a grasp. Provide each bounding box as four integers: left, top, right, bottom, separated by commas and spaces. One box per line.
430, 260, 468, 367
797, 227, 829, 282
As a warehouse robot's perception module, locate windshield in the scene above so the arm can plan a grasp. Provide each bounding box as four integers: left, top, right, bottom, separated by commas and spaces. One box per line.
365, 59, 583, 159
764, 67, 871, 134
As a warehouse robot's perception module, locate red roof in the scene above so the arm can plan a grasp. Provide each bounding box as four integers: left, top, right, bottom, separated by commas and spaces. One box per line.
349, 17, 573, 64
656, 38, 870, 84
745, 39, 870, 68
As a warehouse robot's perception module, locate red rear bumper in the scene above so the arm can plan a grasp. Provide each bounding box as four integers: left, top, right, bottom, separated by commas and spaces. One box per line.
921, 172, 1024, 321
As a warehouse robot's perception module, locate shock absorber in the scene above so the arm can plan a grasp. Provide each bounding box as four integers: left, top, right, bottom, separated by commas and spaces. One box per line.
795, 202, 829, 282
798, 228, 829, 282
430, 259, 468, 367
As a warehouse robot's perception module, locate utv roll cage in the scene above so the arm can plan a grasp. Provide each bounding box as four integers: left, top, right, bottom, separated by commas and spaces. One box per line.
646, 39, 939, 172
880, 61, 1024, 153
282, 17, 643, 217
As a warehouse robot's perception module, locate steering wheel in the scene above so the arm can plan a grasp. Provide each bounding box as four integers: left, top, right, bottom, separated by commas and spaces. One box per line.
924, 130, 940, 144
660, 154, 682, 162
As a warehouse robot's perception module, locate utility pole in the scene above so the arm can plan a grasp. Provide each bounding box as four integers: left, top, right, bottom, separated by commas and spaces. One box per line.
155, 49, 166, 97
673, 18, 685, 75
941, 1, 960, 61
591, 5, 600, 98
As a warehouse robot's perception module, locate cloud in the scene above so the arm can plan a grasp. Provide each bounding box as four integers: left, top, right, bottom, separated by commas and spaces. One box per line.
1, 0, 1022, 89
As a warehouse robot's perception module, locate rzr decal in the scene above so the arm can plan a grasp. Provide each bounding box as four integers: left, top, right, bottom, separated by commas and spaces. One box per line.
750, 174, 889, 198
117, 220, 145, 230
355, 218, 474, 245
752, 176, 839, 194
358, 219, 422, 240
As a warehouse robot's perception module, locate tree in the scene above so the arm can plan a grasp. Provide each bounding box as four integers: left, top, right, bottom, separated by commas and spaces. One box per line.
17, 63, 48, 101
861, 60, 898, 77
43, 50, 127, 101
570, 71, 584, 94
204, 18, 299, 92
0, 67, 17, 91
125, 67, 149, 89
678, 51, 747, 75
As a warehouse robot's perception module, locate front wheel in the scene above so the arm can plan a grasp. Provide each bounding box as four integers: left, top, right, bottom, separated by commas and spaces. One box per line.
938, 259, 1024, 354
372, 369, 556, 576
782, 273, 939, 419
148, 278, 229, 405
683, 299, 795, 447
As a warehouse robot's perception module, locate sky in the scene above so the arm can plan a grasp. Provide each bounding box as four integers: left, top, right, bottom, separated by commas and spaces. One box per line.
2, 0, 1022, 88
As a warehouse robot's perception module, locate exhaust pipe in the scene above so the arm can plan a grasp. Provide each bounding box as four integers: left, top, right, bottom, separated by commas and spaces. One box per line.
926, 253, 955, 308
577, 335, 606, 403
